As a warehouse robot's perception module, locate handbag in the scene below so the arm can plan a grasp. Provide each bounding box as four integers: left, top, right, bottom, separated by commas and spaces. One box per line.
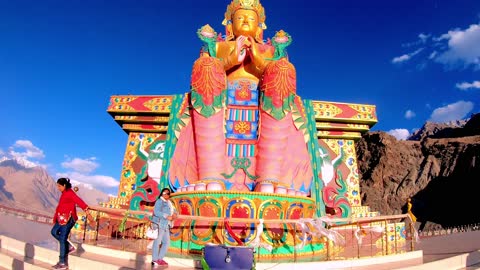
203, 244, 254, 270
146, 223, 158, 239
57, 211, 72, 225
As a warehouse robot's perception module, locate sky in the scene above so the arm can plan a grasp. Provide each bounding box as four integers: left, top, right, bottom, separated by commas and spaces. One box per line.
0, 0, 479, 195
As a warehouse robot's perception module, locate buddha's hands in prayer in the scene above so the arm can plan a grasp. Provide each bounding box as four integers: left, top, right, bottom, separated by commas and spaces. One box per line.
247, 36, 267, 71
235, 35, 251, 64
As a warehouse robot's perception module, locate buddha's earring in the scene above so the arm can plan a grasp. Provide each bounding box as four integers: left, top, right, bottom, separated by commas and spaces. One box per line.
255, 29, 263, 44
225, 25, 234, 41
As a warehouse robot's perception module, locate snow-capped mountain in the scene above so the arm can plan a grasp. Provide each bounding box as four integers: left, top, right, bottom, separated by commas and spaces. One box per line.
0, 156, 38, 169
0, 157, 109, 215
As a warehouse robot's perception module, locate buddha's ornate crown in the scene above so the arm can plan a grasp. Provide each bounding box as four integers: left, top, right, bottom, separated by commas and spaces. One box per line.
222, 0, 267, 29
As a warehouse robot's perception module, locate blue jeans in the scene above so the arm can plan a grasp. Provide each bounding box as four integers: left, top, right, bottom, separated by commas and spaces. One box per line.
152, 226, 170, 261
51, 218, 75, 264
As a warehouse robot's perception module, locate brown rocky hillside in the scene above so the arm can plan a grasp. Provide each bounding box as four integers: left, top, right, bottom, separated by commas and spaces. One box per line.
0, 159, 109, 215
0, 161, 59, 215
356, 113, 480, 228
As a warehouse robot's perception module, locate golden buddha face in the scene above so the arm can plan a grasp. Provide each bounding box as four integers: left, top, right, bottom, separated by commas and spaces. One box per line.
232, 9, 259, 37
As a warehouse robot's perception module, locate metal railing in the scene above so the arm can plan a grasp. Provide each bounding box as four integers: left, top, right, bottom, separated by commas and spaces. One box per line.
416, 223, 480, 237
82, 206, 416, 261
325, 215, 416, 260
0, 204, 52, 224
5, 202, 479, 261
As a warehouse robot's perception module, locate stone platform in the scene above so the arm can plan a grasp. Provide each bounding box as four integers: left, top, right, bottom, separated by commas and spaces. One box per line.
2, 214, 480, 269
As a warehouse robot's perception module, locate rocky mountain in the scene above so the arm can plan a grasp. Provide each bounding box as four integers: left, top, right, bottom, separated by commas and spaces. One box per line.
356, 113, 480, 228
73, 183, 111, 206
0, 158, 109, 216
0, 159, 59, 215
408, 119, 468, 141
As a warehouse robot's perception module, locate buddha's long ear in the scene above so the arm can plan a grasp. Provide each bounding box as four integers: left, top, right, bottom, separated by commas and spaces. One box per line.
255, 28, 264, 44
225, 24, 234, 41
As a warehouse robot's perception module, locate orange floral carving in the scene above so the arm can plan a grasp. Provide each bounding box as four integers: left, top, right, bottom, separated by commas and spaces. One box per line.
191, 57, 226, 106
260, 58, 296, 108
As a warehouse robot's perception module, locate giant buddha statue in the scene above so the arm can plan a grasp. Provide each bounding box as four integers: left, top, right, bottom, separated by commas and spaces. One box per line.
170, 0, 313, 195
107, 0, 380, 259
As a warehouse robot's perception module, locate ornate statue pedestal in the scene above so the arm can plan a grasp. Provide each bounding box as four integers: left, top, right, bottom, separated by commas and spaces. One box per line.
169, 191, 327, 259
105, 92, 383, 260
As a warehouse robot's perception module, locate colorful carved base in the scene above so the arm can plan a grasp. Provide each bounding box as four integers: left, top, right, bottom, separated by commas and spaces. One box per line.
168, 191, 326, 258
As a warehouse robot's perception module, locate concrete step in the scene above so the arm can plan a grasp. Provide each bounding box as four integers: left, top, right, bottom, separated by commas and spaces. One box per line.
0, 248, 50, 269
0, 235, 136, 270
0, 234, 429, 270
0, 235, 195, 270
69, 233, 200, 269
72, 244, 195, 270
0, 236, 58, 267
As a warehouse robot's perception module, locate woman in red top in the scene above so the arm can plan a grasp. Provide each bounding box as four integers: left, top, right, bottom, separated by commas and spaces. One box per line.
51, 177, 93, 270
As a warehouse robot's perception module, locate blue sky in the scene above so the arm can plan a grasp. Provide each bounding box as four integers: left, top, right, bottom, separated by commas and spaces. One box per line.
1, 0, 479, 195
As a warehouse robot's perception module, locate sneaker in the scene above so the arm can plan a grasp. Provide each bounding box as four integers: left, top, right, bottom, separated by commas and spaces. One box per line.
67, 239, 76, 254
52, 262, 68, 269
151, 259, 168, 266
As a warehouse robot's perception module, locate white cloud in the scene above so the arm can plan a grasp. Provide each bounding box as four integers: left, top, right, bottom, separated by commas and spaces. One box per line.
2, 140, 119, 191
61, 157, 99, 174
396, 22, 480, 70
416, 62, 428, 71
392, 48, 424, 64
455, 81, 480, 90
56, 171, 120, 188
8, 140, 45, 160
58, 156, 119, 189
392, 54, 410, 63
387, 129, 410, 140
4, 140, 47, 168
405, 110, 416, 119
434, 23, 480, 69
402, 33, 431, 47
429, 100, 474, 123
418, 33, 431, 43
